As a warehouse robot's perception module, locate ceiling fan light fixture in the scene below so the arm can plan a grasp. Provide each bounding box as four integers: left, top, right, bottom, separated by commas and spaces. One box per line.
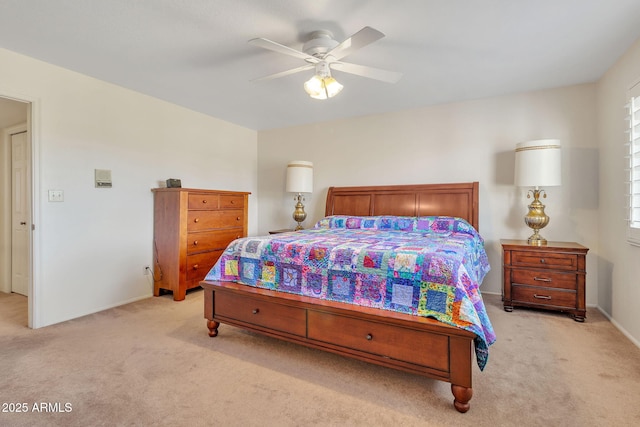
304, 75, 343, 99
304, 61, 343, 99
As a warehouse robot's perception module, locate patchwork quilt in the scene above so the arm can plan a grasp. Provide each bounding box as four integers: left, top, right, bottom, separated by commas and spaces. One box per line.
205, 215, 496, 370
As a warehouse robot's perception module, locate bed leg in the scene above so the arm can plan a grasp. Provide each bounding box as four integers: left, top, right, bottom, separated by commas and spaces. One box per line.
451, 384, 473, 413
207, 320, 220, 337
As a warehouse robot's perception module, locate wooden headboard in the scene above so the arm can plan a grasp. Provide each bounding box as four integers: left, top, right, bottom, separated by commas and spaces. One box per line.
325, 182, 479, 231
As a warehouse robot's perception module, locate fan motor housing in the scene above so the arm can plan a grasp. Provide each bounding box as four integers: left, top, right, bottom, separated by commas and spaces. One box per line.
303, 30, 339, 57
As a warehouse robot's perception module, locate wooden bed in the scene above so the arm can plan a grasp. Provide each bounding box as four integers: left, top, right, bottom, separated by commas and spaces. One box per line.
201, 182, 481, 413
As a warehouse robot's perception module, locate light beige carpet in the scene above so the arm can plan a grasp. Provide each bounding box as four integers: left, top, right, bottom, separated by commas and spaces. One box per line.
1, 290, 639, 427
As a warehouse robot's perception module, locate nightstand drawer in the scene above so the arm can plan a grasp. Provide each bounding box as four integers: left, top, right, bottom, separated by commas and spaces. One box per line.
512, 285, 576, 309
511, 251, 578, 270
511, 269, 577, 290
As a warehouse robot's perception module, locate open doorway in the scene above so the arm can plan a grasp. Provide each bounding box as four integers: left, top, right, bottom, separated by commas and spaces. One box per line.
0, 96, 31, 327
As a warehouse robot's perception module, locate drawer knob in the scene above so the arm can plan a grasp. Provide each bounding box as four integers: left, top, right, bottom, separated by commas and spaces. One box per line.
202, 199, 207, 204
194, 218, 199, 223
193, 240, 198, 246
366, 333, 373, 341
192, 264, 199, 270
534, 277, 552, 282
252, 308, 259, 315
534, 294, 552, 300
540, 258, 546, 263
230, 200, 235, 204
237, 217, 240, 221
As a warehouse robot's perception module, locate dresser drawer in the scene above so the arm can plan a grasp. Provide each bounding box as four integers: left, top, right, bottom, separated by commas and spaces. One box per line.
511, 269, 577, 290
215, 291, 307, 336
511, 251, 578, 271
220, 195, 245, 209
187, 209, 244, 231
512, 285, 576, 309
186, 251, 223, 281
307, 311, 449, 371
187, 229, 243, 254
188, 193, 219, 210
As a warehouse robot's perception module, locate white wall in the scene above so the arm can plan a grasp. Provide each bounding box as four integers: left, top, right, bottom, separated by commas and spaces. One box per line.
597, 38, 640, 346
0, 48, 258, 328
258, 84, 599, 300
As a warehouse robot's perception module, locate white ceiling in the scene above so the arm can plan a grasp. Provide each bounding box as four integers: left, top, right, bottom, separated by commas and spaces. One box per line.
1, 0, 640, 131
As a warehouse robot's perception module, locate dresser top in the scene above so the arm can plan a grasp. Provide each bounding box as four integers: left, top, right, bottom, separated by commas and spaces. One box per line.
151, 187, 251, 195
501, 239, 588, 252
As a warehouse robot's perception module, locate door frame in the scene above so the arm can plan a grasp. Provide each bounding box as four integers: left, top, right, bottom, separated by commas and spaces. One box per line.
0, 90, 40, 328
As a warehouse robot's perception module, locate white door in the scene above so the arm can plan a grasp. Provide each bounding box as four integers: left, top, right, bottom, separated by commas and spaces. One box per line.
11, 130, 29, 296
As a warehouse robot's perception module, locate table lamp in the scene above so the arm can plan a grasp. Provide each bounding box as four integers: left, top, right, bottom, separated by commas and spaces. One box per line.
285, 160, 313, 230
514, 139, 562, 245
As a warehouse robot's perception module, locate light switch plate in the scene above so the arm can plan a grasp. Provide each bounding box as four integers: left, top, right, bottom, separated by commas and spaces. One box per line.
48, 190, 64, 202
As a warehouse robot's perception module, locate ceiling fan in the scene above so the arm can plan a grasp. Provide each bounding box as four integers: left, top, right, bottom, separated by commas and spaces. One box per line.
249, 26, 402, 99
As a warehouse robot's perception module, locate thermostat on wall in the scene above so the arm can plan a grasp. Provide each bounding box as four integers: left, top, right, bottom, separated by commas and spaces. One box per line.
95, 169, 112, 188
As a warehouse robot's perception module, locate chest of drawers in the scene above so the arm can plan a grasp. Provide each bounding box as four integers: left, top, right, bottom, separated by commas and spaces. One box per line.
152, 188, 249, 300
501, 240, 588, 321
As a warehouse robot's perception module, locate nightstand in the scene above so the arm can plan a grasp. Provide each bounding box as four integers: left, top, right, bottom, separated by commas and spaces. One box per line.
501, 240, 589, 322
268, 228, 295, 234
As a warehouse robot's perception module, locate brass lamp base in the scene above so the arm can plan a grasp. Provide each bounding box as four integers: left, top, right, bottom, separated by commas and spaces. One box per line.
527, 231, 547, 246
524, 188, 550, 245
292, 193, 307, 230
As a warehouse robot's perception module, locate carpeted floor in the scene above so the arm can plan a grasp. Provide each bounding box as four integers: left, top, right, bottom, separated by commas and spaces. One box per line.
1, 289, 639, 426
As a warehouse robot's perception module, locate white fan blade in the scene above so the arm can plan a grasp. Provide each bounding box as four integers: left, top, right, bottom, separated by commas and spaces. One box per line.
327, 26, 385, 60
251, 64, 315, 82
331, 62, 402, 83
249, 37, 319, 63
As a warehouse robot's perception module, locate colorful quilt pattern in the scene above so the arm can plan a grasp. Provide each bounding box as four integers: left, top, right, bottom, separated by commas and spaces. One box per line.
205, 215, 496, 370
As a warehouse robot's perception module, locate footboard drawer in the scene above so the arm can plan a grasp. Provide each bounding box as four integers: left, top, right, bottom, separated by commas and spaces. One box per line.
214, 291, 307, 337
307, 310, 449, 371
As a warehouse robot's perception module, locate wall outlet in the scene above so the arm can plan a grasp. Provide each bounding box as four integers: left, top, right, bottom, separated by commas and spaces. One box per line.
144, 266, 151, 276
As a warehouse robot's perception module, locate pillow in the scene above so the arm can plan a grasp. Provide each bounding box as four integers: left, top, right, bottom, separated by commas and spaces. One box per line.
315, 215, 477, 237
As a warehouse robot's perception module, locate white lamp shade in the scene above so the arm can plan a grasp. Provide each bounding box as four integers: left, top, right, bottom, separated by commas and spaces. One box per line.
514, 139, 562, 187
286, 161, 313, 193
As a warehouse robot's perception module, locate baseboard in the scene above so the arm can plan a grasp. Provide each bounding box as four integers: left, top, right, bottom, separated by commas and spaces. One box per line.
480, 290, 501, 296
35, 292, 153, 329
483, 290, 640, 349
597, 306, 640, 349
